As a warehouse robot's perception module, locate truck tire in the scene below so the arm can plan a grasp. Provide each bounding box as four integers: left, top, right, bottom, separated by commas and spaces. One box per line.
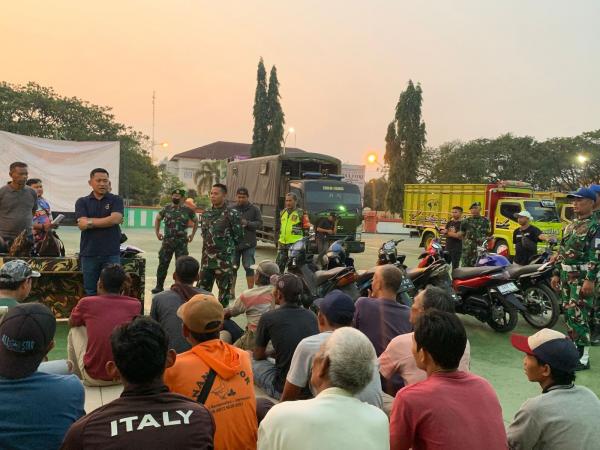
486, 293, 519, 332
522, 283, 560, 329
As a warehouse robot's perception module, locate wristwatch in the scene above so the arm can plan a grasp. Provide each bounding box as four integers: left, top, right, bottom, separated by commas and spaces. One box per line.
88, 219, 94, 229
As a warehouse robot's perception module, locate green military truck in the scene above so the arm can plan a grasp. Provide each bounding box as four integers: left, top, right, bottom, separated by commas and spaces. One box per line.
226, 152, 365, 254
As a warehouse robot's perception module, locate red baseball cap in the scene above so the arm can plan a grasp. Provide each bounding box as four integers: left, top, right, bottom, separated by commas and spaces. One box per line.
510, 329, 579, 373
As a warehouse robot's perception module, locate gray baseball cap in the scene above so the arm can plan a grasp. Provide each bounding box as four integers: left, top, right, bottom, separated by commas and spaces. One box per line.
250, 260, 280, 277
0, 260, 41, 283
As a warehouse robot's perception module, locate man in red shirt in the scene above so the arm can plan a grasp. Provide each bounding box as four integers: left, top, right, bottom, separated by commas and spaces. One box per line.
389, 310, 507, 450
67, 264, 141, 386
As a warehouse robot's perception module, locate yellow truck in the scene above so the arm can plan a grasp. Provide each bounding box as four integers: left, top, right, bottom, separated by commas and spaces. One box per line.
536, 191, 574, 224
403, 181, 563, 256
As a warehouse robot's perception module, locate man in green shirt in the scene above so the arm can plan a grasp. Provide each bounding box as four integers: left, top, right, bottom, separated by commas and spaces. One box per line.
0, 259, 41, 307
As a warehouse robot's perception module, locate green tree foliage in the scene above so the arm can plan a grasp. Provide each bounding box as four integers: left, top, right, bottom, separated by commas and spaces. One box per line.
385, 80, 426, 214
250, 58, 269, 157
265, 65, 285, 155
0, 81, 160, 204
422, 131, 600, 191
193, 160, 227, 195
364, 177, 388, 210
158, 166, 185, 204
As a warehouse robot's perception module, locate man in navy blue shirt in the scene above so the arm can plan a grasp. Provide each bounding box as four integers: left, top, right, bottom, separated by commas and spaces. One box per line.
75, 168, 124, 295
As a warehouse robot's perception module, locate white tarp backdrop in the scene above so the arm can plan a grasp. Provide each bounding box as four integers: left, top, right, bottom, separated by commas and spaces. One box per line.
0, 131, 120, 212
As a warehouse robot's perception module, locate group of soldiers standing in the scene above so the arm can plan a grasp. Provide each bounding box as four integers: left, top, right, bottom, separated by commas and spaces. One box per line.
152, 185, 307, 308
442, 188, 600, 371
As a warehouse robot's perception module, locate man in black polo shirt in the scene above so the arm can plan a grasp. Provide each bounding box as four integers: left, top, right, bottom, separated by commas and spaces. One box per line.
252, 273, 319, 399
441, 206, 463, 270
75, 168, 124, 295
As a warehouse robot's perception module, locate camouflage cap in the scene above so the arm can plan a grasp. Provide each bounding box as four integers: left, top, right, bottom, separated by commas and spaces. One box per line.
172, 188, 186, 196
0, 260, 41, 283
469, 201, 481, 209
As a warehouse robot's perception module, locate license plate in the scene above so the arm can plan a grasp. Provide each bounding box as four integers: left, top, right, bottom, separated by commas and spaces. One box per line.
497, 282, 519, 295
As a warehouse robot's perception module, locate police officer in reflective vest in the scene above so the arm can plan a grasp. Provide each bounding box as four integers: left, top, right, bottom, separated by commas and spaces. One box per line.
276, 193, 305, 273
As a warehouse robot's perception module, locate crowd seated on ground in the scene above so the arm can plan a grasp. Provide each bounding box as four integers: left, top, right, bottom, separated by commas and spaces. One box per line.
378, 285, 471, 395
2, 257, 600, 450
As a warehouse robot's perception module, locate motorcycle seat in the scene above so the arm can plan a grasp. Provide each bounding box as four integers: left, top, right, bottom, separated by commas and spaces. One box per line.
407, 267, 427, 280
315, 266, 348, 285
452, 266, 504, 280
507, 264, 544, 279
356, 268, 376, 282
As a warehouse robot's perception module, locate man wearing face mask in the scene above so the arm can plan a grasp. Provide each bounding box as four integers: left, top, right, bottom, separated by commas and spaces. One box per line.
152, 189, 198, 294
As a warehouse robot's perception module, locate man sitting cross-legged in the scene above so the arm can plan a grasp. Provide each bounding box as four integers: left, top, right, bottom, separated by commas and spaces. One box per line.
61, 316, 215, 449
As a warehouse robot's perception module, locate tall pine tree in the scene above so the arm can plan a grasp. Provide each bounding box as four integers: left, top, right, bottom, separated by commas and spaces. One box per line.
250, 58, 269, 157
385, 80, 426, 214
265, 65, 285, 155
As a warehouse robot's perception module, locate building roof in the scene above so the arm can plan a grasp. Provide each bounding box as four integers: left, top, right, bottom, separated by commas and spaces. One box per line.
171, 141, 305, 161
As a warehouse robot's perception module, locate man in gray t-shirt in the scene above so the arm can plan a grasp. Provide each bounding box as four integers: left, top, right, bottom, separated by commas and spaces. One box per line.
0, 162, 38, 248
280, 290, 383, 409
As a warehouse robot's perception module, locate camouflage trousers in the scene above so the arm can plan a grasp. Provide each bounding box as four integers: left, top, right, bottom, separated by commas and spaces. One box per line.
199, 267, 234, 307
460, 243, 478, 267
559, 271, 594, 347
156, 238, 189, 287
276, 244, 291, 273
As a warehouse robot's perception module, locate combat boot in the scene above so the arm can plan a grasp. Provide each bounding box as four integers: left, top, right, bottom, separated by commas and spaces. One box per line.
151, 285, 164, 294
575, 346, 590, 371
591, 325, 600, 346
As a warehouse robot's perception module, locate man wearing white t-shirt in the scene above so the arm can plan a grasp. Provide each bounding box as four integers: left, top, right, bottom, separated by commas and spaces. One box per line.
280, 290, 383, 409
379, 286, 470, 394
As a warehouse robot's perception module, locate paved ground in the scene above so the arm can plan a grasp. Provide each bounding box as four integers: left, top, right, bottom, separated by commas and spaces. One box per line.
48, 227, 599, 422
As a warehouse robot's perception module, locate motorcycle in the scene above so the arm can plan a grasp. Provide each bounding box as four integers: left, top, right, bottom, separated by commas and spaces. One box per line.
475, 239, 560, 329
355, 239, 414, 306
451, 265, 526, 332
286, 235, 359, 306
409, 236, 454, 294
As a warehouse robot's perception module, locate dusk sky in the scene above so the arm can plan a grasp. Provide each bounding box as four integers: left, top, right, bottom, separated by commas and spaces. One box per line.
3, 1, 599, 179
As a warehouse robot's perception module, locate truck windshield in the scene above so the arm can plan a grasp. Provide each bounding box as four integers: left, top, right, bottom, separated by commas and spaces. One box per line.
304, 182, 362, 212
525, 201, 561, 223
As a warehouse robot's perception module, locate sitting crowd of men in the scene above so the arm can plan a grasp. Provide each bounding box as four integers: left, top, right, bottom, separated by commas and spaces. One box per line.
1, 254, 600, 450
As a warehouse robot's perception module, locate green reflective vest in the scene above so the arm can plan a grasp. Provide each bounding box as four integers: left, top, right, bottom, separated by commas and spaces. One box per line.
279, 208, 303, 245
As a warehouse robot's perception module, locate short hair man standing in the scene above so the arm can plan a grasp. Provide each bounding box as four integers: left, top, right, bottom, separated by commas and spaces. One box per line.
276, 193, 306, 273
0, 303, 84, 450
74, 168, 124, 295
152, 188, 198, 294
61, 316, 215, 449
165, 294, 258, 450
507, 328, 600, 449
0, 162, 38, 251
198, 183, 244, 307
353, 264, 412, 356
68, 264, 141, 386
258, 327, 389, 450
281, 290, 383, 409
315, 211, 337, 268
440, 206, 463, 270
0, 259, 41, 307
151, 256, 212, 353
252, 273, 319, 399
379, 286, 470, 393
459, 201, 491, 267
232, 187, 263, 290
389, 310, 506, 450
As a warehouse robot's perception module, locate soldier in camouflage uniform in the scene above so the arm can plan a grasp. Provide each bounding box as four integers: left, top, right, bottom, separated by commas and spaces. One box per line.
551, 188, 600, 370
199, 183, 244, 307
152, 189, 198, 294
459, 202, 491, 267
589, 183, 600, 345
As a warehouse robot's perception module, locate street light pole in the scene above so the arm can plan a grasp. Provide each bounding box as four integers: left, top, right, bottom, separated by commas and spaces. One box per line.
152, 90, 156, 161
282, 127, 295, 155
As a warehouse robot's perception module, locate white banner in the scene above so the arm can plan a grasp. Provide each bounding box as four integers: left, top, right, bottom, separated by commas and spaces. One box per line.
342, 164, 366, 197
0, 131, 120, 212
